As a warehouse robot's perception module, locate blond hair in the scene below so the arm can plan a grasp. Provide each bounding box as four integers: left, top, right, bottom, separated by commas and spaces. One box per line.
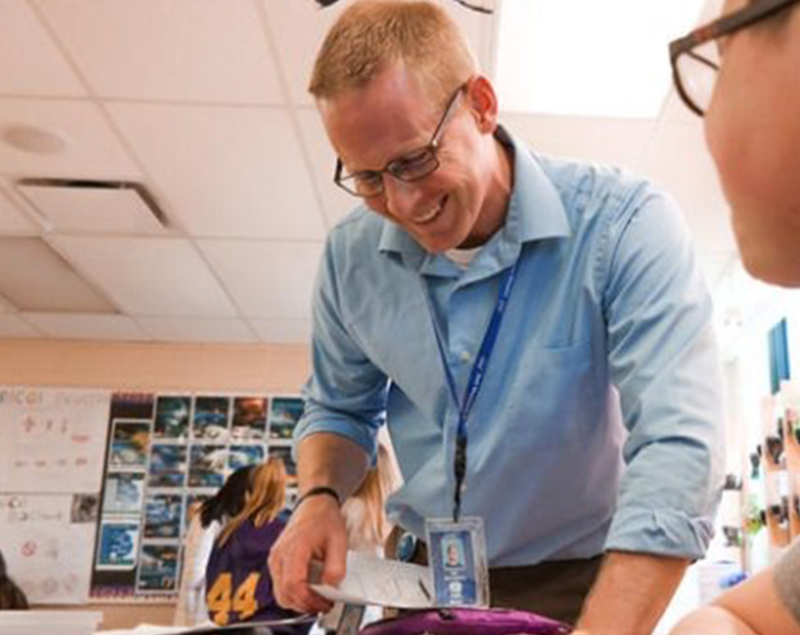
217, 458, 287, 546
345, 444, 398, 548
309, 0, 476, 106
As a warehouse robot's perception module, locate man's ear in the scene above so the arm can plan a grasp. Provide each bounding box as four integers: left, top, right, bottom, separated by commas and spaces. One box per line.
466, 75, 499, 134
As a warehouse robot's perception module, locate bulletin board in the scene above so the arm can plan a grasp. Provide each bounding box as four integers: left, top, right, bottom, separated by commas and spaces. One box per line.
89, 390, 304, 601
0, 386, 111, 604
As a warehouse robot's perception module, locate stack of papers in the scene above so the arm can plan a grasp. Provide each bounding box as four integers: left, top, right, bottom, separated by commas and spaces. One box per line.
311, 552, 432, 609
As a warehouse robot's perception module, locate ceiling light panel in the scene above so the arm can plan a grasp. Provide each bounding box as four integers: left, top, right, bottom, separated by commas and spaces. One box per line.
108, 103, 324, 239
0, 98, 141, 178
0, 237, 116, 312
23, 312, 150, 341
137, 317, 257, 344
496, 0, 706, 118
50, 235, 238, 318
37, 0, 284, 104
197, 239, 323, 319
17, 180, 168, 235
0, 0, 85, 96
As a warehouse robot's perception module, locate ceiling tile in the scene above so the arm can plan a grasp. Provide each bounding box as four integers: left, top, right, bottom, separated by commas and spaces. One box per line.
138, 317, 257, 344
49, 235, 239, 317
35, 0, 284, 104
0, 186, 39, 235
295, 107, 353, 228
108, 102, 325, 239
0, 236, 117, 312
197, 239, 323, 319
261, 0, 348, 107
249, 318, 311, 345
17, 180, 168, 235
0, 294, 17, 313
0, 314, 41, 338
502, 113, 656, 169
640, 120, 736, 254
263, 0, 495, 107
0, 1, 86, 97
0, 98, 141, 178
23, 312, 150, 341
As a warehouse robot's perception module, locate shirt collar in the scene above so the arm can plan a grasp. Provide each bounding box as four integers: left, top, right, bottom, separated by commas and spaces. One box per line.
377, 124, 571, 271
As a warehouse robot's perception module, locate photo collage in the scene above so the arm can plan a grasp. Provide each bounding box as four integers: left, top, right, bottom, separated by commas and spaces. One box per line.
91, 391, 303, 599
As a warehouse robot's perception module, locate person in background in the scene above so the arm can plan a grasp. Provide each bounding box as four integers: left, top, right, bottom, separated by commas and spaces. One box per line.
269, 1, 724, 632
341, 444, 397, 556
0, 549, 29, 610
663, 0, 800, 632
205, 458, 311, 634
320, 443, 399, 633
174, 465, 253, 626
581, 2, 800, 633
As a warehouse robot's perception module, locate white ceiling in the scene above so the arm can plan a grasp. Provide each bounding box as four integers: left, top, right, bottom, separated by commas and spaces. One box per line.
0, 0, 737, 344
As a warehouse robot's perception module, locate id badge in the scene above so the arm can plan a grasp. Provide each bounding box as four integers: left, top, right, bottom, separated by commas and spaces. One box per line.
425, 516, 489, 607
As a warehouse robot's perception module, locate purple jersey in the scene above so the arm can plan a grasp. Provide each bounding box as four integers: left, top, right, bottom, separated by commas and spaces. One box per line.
205, 516, 310, 634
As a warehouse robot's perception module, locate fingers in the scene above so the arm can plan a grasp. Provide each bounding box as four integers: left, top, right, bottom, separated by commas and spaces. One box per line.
269, 498, 346, 613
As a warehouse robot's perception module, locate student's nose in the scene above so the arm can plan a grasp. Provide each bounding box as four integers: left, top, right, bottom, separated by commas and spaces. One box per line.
383, 175, 425, 220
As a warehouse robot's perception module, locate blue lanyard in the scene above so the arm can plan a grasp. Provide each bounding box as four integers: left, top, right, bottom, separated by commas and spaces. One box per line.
423, 259, 520, 521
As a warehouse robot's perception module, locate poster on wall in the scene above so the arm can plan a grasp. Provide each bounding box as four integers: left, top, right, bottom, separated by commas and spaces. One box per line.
0, 493, 98, 604
0, 387, 110, 493
268, 397, 304, 442
90, 390, 301, 600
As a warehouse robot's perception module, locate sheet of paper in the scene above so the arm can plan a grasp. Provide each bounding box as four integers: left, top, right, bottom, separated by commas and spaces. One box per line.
311, 551, 433, 609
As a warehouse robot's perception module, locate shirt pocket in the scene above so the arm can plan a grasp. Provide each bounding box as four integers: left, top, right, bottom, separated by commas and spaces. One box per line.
498, 337, 606, 451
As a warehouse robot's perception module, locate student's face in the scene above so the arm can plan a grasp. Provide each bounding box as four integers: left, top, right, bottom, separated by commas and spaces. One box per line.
704, 0, 800, 286
319, 64, 505, 253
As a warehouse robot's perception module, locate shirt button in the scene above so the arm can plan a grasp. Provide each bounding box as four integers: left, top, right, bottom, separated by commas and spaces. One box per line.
460, 351, 471, 363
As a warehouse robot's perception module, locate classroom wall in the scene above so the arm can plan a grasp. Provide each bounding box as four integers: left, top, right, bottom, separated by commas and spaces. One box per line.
0, 338, 310, 630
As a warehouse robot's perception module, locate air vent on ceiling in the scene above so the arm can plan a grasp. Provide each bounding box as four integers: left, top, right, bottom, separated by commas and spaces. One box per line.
15, 178, 169, 235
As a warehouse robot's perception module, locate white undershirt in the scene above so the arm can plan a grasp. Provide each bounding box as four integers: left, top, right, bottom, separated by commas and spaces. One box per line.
445, 246, 482, 270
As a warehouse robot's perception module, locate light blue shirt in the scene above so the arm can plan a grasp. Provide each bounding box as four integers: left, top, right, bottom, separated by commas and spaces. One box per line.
296, 126, 724, 567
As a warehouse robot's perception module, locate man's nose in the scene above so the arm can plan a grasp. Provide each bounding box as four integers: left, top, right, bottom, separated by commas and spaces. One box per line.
383, 175, 424, 219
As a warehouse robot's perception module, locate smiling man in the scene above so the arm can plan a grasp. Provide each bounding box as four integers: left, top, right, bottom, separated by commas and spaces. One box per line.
268, 2, 724, 633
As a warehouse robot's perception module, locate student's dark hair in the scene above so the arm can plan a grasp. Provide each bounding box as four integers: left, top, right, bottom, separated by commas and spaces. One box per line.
0, 550, 30, 610
200, 465, 254, 528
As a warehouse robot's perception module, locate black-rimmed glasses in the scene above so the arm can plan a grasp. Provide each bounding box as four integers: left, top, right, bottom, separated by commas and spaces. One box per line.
334, 84, 467, 198
669, 0, 800, 116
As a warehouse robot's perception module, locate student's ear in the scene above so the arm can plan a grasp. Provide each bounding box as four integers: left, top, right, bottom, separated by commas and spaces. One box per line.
466, 75, 499, 134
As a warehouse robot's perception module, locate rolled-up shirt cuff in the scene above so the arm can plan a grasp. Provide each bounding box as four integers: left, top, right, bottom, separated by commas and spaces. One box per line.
604, 507, 715, 559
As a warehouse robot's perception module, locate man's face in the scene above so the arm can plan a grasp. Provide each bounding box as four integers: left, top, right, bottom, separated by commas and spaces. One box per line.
319, 64, 501, 253
704, 0, 800, 285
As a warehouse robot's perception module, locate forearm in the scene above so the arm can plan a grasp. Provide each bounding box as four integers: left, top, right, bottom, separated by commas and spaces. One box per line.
576, 551, 688, 635
668, 606, 758, 635
298, 432, 370, 500
668, 564, 800, 635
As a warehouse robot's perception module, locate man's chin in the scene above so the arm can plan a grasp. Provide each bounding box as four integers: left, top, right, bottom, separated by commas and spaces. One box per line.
739, 246, 800, 288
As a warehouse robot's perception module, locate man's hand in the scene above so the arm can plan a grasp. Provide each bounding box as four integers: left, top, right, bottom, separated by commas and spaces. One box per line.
269, 492, 348, 613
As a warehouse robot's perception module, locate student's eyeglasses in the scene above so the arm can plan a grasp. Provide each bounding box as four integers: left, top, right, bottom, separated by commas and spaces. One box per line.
334, 84, 467, 198
669, 0, 800, 116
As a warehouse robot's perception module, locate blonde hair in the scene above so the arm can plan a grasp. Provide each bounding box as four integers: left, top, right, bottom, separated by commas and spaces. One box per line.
309, 0, 476, 106
346, 444, 397, 548
217, 458, 287, 546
